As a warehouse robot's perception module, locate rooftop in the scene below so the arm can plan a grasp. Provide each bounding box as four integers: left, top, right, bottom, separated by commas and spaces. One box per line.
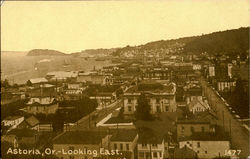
3, 116, 23, 121
28, 78, 48, 84
25, 116, 40, 127
26, 97, 56, 105
188, 97, 210, 110
110, 130, 138, 142
7, 128, 37, 137
174, 146, 197, 159
47, 71, 78, 79
53, 131, 107, 145
179, 131, 230, 141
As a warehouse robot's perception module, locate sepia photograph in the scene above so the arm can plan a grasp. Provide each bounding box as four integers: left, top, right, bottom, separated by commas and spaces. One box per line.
0, 0, 249, 159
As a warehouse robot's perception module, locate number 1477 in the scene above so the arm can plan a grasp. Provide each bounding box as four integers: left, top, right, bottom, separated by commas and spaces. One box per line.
225, 150, 241, 156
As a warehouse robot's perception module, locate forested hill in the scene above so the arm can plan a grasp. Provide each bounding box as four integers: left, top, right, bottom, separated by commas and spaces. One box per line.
184, 27, 249, 55
27, 49, 67, 56
113, 27, 249, 56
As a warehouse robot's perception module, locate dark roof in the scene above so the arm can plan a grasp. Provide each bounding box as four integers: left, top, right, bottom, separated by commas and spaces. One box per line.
179, 132, 230, 141
177, 119, 210, 124
4, 116, 23, 121
25, 116, 40, 127
53, 131, 107, 145
138, 128, 164, 144
7, 128, 37, 137
174, 146, 197, 159
110, 130, 137, 142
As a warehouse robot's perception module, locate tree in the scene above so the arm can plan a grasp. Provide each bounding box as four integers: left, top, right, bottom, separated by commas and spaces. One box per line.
2, 79, 10, 88
116, 88, 123, 98
135, 93, 153, 120
52, 110, 65, 132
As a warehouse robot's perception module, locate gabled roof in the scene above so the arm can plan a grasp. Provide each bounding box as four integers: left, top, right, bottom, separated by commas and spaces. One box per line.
28, 78, 48, 84
25, 116, 40, 127
188, 97, 210, 110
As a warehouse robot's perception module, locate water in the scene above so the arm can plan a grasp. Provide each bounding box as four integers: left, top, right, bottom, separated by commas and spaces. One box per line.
1, 52, 116, 85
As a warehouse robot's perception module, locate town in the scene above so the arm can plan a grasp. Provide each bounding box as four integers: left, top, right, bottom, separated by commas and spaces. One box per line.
1, 28, 249, 159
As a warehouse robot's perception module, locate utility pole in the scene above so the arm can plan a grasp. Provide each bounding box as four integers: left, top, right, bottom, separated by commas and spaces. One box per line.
222, 111, 225, 129
229, 119, 232, 139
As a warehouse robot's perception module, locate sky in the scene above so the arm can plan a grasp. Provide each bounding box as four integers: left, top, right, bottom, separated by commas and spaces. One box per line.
1, 0, 249, 53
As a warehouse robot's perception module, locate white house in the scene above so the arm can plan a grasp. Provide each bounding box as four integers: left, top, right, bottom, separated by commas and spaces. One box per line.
179, 132, 230, 159
137, 132, 165, 159
2, 116, 24, 128
188, 97, 210, 114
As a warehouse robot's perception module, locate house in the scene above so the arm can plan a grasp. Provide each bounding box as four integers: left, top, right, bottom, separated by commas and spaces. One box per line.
77, 71, 110, 85
110, 130, 139, 159
53, 130, 109, 159
137, 130, 165, 159
16, 116, 40, 131
188, 97, 210, 114
123, 81, 177, 115
142, 67, 171, 80
26, 84, 56, 98
26, 97, 58, 115
2, 128, 38, 148
178, 132, 230, 159
26, 78, 48, 88
2, 116, 24, 128
176, 114, 216, 140
90, 92, 116, 109
64, 82, 85, 100
173, 146, 197, 159
217, 78, 236, 92
183, 81, 203, 104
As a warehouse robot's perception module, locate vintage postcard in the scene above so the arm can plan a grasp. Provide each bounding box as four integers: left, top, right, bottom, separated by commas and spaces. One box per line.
1, 0, 249, 159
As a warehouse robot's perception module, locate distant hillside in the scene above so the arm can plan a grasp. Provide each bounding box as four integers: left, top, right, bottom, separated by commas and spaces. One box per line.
184, 27, 249, 55
71, 48, 116, 57
27, 49, 66, 56
113, 27, 249, 57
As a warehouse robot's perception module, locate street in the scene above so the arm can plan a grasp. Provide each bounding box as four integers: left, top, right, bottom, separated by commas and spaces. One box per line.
69, 99, 122, 130
200, 77, 249, 158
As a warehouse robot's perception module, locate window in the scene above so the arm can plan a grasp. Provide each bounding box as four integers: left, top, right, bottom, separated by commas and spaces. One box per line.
114, 143, 117, 149
156, 98, 160, 104
128, 98, 131, 103
152, 144, 158, 148
126, 144, 129, 150
197, 150, 199, 154
120, 144, 123, 150
128, 106, 132, 112
139, 152, 144, 158
142, 143, 147, 147
165, 106, 169, 111
153, 152, 157, 158
190, 126, 194, 133
201, 127, 205, 132
205, 151, 207, 154
197, 142, 200, 148
181, 126, 185, 132
159, 152, 162, 157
